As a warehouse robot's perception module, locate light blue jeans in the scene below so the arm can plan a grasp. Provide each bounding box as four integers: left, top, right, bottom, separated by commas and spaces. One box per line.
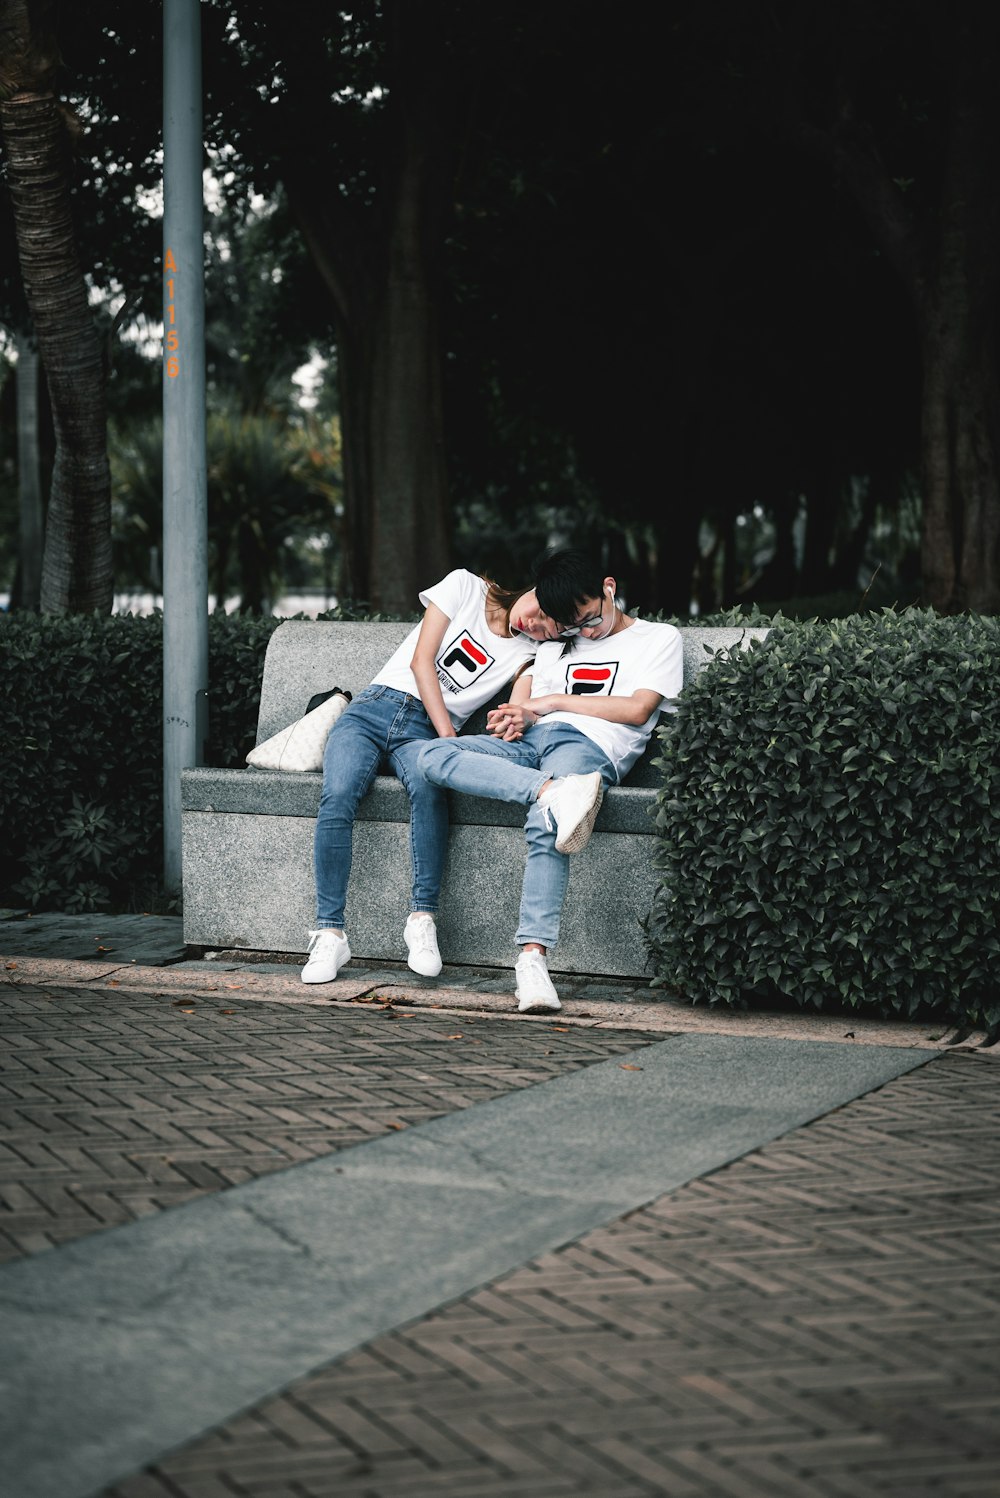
314, 685, 448, 930
418, 722, 616, 950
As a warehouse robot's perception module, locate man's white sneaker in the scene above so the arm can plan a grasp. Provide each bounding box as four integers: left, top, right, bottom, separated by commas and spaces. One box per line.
404, 914, 442, 978
515, 949, 561, 1013
537, 771, 604, 853
302, 928, 351, 984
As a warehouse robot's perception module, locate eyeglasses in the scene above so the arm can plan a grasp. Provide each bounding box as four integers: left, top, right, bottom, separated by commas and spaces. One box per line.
557, 608, 604, 638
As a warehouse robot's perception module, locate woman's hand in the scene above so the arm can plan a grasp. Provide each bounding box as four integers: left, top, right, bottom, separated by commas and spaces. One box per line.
409, 602, 460, 740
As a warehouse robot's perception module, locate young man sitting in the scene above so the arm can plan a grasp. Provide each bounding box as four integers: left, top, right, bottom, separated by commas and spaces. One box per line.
418, 548, 682, 1013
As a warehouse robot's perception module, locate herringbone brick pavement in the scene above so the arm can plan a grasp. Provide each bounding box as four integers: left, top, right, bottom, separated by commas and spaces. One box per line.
101, 1051, 1000, 1498
0, 983, 649, 1262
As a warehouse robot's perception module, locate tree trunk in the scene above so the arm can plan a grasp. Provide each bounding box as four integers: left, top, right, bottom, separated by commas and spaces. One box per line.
332, 323, 373, 604
796, 10, 1000, 615
799, 474, 838, 597
14, 331, 43, 611
0, 0, 112, 614
919, 314, 1000, 612
283, 0, 453, 614
649, 504, 701, 616
287, 187, 451, 614
366, 131, 451, 614
754, 490, 800, 602
912, 13, 1000, 613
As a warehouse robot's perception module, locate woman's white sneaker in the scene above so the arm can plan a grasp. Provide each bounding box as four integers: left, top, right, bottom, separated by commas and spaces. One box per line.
537, 771, 604, 853
404, 914, 442, 977
515, 949, 561, 1013
302, 928, 351, 983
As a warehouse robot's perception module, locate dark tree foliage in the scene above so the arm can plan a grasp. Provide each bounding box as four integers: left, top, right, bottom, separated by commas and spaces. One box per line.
0, 0, 996, 614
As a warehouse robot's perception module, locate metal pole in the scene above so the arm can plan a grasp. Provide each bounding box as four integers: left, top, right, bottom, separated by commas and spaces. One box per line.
162, 0, 208, 893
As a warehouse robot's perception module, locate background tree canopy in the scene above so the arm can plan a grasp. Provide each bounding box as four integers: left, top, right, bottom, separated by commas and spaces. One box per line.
0, 0, 997, 616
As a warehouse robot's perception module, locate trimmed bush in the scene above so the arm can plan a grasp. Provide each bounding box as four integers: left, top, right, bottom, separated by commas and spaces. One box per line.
1, 611, 280, 912
1, 604, 415, 913
646, 610, 1000, 1030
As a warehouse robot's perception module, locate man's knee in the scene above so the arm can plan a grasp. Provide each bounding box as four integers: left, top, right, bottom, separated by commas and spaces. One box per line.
417, 739, 454, 785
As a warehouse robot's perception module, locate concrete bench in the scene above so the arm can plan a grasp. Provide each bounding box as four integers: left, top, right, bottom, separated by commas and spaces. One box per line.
181, 620, 768, 978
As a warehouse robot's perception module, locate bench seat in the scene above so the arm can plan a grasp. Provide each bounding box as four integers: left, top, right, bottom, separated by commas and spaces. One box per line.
181, 620, 767, 977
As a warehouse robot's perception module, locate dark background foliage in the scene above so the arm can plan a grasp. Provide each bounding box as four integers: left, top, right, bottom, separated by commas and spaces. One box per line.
6, 0, 990, 615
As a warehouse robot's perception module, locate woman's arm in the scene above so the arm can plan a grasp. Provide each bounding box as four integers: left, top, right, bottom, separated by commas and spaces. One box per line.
409, 602, 459, 738
509, 663, 534, 706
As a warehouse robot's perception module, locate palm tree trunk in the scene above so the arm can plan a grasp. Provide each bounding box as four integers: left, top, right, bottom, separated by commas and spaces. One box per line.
0, 0, 112, 614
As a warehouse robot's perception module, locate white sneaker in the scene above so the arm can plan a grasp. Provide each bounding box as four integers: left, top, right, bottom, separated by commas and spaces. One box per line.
404, 914, 442, 978
515, 949, 561, 1013
302, 928, 351, 983
537, 771, 604, 853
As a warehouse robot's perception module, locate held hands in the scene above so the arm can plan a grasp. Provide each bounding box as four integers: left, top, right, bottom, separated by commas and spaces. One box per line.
487, 702, 536, 740
487, 695, 563, 740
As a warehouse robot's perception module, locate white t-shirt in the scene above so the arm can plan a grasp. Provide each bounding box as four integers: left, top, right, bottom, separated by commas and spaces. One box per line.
527, 618, 683, 779
372, 569, 536, 728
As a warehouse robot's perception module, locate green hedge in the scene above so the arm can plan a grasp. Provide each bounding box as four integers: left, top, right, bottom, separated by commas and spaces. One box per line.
0, 611, 280, 913
646, 610, 1000, 1030
1, 604, 416, 914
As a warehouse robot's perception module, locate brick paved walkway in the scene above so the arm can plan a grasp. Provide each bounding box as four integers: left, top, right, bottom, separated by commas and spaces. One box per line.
0, 983, 650, 1263
99, 1050, 1000, 1498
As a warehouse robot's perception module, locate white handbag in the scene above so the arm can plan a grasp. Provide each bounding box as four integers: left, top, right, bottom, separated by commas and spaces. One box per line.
246, 691, 351, 772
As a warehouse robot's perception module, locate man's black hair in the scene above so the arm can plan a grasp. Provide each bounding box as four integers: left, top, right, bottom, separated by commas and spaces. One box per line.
534, 548, 605, 629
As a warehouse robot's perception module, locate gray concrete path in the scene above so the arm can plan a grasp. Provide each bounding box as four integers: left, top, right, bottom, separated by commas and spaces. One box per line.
1, 1028, 925, 1498
2, 914, 996, 1498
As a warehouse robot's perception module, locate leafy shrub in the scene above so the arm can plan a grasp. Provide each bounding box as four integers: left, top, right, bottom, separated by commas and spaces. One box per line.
1, 603, 412, 913
2, 612, 166, 912
0, 611, 280, 911
204, 612, 283, 769
646, 610, 1000, 1030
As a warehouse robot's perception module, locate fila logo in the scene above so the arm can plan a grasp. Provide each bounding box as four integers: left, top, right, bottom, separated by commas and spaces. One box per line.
566, 661, 619, 696
437, 632, 496, 690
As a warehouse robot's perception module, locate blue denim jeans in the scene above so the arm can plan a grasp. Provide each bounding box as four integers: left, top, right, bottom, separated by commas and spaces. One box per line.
418, 722, 616, 950
314, 685, 448, 930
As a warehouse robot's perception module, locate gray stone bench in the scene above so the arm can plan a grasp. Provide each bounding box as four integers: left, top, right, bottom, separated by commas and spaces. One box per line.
181, 620, 767, 977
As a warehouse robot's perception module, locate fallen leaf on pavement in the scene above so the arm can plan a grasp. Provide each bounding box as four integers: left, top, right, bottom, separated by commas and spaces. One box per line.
5, 963, 15, 970
172, 999, 195, 1007
551, 1025, 570, 1032
619, 1064, 643, 1071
